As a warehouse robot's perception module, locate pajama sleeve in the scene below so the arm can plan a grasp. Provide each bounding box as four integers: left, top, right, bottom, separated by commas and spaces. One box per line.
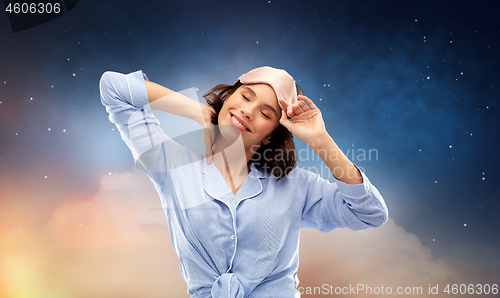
299, 166, 388, 232
99, 70, 175, 182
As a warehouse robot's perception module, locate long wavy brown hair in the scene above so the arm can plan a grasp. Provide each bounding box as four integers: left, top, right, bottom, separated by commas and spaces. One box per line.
204, 80, 302, 179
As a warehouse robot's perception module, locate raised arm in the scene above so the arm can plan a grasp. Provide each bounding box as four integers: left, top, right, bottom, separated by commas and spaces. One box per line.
144, 80, 216, 164
100, 70, 215, 165
277, 94, 388, 230
144, 80, 207, 125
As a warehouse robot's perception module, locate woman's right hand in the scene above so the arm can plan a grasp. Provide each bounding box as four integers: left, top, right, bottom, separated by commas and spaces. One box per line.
199, 103, 216, 164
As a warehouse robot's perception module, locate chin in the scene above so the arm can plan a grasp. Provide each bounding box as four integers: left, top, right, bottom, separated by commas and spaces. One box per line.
219, 124, 240, 142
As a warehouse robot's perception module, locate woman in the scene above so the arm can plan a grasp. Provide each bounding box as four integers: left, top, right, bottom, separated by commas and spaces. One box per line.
100, 66, 388, 298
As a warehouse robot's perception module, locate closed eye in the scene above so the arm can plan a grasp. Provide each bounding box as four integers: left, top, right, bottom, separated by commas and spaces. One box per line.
242, 93, 271, 119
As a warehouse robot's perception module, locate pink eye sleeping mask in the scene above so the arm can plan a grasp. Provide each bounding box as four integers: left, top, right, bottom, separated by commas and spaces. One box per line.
237, 66, 298, 111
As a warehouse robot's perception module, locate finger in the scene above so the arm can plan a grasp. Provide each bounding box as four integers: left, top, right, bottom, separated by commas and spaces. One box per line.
210, 125, 215, 155
204, 126, 214, 164
291, 104, 303, 115
207, 145, 214, 165
204, 135, 211, 164
210, 126, 215, 163
278, 98, 289, 111
297, 100, 310, 111
278, 98, 294, 118
207, 145, 213, 164
279, 110, 293, 131
298, 95, 318, 110
287, 104, 295, 117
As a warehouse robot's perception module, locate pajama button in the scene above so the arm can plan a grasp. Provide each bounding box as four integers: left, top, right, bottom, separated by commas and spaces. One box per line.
230, 234, 235, 240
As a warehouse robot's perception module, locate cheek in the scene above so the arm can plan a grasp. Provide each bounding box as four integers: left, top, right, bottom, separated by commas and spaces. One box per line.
218, 105, 229, 122
217, 109, 224, 123
256, 120, 279, 135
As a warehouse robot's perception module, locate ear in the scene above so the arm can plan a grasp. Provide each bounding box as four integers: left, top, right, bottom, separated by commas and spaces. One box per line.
262, 135, 272, 145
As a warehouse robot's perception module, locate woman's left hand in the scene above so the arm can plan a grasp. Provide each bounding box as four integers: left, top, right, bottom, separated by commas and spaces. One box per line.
278, 95, 328, 146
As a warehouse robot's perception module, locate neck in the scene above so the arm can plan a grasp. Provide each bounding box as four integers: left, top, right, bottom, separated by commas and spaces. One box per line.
212, 134, 251, 178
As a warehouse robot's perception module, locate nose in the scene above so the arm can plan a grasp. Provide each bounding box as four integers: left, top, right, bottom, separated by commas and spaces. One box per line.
241, 104, 257, 120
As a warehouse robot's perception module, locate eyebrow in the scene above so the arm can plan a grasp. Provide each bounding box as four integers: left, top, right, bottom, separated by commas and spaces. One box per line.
243, 86, 280, 117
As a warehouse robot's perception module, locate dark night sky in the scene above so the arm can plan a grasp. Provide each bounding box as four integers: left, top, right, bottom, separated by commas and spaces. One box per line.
0, 0, 499, 295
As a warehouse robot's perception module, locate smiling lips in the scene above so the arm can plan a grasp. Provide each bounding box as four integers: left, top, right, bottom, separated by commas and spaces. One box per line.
230, 113, 251, 132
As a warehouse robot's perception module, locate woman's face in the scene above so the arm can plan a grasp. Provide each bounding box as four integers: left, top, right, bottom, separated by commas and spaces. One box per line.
218, 83, 281, 150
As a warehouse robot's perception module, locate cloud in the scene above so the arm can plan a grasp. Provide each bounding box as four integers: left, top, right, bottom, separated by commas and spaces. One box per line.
0, 168, 487, 297
297, 219, 469, 297
1, 168, 189, 298
43, 169, 167, 250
